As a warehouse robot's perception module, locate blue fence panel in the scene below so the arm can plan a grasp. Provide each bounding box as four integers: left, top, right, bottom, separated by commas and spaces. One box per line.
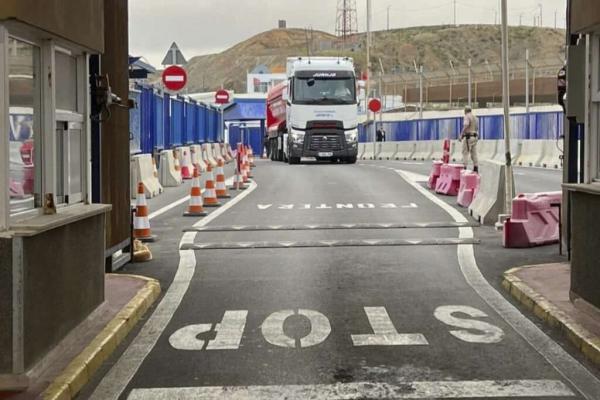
129, 90, 142, 154
163, 93, 171, 148
170, 97, 184, 147
140, 87, 156, 154
207, 108, 215, 142
229, 124, 242, 146
212, 109, 220, 142
247, 127, 263, 155
478, 115, 503, 140
153, 92, 165, 150
185, 101, 196, 144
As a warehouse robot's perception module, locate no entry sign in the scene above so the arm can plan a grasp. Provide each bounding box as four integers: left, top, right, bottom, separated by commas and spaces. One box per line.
162, 65, 187, 92
215, 89, 230, 104
368, 98, 382, 113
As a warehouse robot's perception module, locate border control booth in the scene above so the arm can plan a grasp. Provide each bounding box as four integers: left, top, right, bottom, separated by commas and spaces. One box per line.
563, 0, 600, 311
0, 0, 116, 390
224, 96, 267, 156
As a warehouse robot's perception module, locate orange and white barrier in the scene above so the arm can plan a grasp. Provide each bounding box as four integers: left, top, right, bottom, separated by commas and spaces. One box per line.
202, 164, 221, 207
131, 154, 163, 199
215, 159, 231, 198
184, 167, 207, 217
190, 144, 207, 173
247, 146, 256, 167
158, 149, 183, 187
133, 182, 155, 242
177, 146, 193, 180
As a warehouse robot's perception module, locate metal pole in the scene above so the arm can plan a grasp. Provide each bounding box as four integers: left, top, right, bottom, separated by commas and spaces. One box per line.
532, 68, 536, 104
387, 6, 391, 31
419, 66, 423, 119
366, 0, 374, 158
379, 71, 383, 130
525, 49, 529, 115
468, 58, 472, 108
453, 0, 457, 26
501, 0, 514, 215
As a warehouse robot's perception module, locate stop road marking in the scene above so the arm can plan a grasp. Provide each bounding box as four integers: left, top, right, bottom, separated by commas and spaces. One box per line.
169, 305, 504, 352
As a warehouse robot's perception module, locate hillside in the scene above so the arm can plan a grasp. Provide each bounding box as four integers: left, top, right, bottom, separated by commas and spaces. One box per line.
176, 25, 565, 93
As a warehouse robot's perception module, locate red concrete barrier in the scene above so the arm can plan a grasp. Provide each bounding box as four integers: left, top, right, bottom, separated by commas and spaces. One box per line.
435, 164, 464, 196
428, 161, 443, 190
503, 192, 562, 248
457, 170, 480, 208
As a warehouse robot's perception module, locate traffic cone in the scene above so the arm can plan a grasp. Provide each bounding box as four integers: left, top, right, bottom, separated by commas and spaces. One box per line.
133, 182, 155, 242
184, 167, 207, 217
180, 148, 192, 180
230, 169, 247, 190
215, 159, 231, 198
244, 152, 253, 179
248, 146, 256, 167
173, 149, 181, 172
202, 164, 221, 207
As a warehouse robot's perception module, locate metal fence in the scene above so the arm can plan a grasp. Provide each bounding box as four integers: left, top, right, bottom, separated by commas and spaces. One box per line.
129, 85, 223, 154
358, 111, 563, 142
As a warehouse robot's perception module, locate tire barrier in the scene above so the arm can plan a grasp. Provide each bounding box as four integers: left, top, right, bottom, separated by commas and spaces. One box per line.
457, 170, 481, 208
177, 146, 193, 180
131, 154, 163, 199
158, 149, 183, 187
412, 141, 434, 161
203, 143, 218, 168
503, 192, 562, 248
468, 160, 514, 225
395, 142, 416, 160
428, 160, 443, 190
434, 164, 464, 196
378, 142, 398, 160
190, 144, 207, 173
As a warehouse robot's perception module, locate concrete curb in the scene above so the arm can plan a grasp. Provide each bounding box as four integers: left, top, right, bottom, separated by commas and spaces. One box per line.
42, 275, 161, 400
502, 266, 600, 367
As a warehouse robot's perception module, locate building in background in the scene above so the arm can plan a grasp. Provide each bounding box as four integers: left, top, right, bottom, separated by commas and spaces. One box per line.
247, 64, 286, 94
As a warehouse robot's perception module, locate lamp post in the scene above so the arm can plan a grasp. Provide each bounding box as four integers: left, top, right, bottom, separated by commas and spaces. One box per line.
501, 0, 514, 216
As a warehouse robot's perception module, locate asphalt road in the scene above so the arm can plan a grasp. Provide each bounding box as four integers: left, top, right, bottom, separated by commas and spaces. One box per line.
81, 159, 599, 400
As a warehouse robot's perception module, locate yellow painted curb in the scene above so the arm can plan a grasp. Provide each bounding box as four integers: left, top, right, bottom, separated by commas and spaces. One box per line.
503, 266, 600, 367
42, 275, 160, 400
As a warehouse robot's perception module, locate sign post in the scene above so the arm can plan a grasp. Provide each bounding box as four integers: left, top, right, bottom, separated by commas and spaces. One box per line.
369, 98, 382, 158
215, 89, 230, 143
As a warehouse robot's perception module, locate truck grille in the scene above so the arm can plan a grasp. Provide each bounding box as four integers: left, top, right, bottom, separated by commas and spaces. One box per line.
309, 134, 342, 151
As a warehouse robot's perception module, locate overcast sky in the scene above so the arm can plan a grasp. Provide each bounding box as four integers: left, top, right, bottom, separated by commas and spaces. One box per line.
129, 0, 567, 66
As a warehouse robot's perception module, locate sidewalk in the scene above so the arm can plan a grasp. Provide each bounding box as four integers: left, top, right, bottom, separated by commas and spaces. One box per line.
0, 274, 160, 400
503, 263, 600, 366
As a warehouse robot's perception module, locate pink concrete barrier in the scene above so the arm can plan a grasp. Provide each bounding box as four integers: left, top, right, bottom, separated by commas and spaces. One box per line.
435, 164, 464, 196
428, 161, 443, 190
503, 192, 562, 248
457, 170, 480, 208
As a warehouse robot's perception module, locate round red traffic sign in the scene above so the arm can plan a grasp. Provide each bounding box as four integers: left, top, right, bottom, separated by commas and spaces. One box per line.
368, 98, 382, 113
162, 65, 187, 92
215, 89, 230, 104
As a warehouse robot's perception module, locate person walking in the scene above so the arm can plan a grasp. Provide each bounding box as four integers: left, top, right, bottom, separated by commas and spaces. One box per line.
460, 106, 479, 173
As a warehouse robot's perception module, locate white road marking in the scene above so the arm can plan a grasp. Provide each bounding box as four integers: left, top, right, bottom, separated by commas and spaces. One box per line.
169, 310, 248, 351
255, 203, 420, 210
257, 204, 272, 210
351, 307, 429, 346
357, 203, 375, 208
127, 379, 575, 399
434, 305, 504, 344
261, 309, 331, 348
278, 204, 294, 209
89, 181, 258, 400
395, 168, 600, 399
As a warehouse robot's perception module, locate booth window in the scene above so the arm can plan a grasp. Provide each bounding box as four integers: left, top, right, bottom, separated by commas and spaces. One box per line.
8, 37, 41, 215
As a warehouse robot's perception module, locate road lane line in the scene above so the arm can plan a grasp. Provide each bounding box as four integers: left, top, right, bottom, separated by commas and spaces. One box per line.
183, 221, 478, 232
395, 168, 600, 399
127, 379, 574, 399
89, 180, 258, 400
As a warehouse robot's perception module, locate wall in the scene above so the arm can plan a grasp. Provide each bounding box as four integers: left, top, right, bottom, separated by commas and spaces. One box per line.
570, 191, 600, 308
570, 0, 600, 33
0, 238, 13, 373
101, 0, 130, 254
22, 215, 106, 368
0, 0, 104, 52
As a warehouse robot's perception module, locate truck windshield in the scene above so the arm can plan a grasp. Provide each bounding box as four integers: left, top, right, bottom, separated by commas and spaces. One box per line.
293, 76, 356, 105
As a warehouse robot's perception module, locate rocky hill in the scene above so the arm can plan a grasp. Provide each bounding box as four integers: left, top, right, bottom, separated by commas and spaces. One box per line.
173, 25, 565, 93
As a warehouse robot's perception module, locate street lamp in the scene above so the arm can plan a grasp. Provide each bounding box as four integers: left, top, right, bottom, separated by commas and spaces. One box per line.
501, 0, 514, 216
